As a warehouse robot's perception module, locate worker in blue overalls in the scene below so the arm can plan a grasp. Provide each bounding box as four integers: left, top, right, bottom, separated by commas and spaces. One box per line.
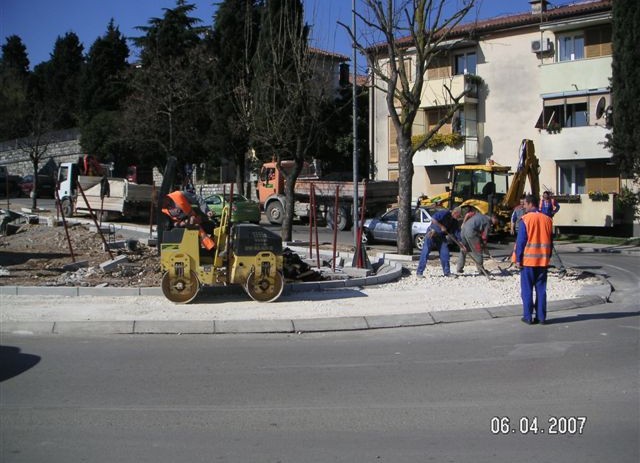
416, 207, 463, 278
513, 194, 554, 325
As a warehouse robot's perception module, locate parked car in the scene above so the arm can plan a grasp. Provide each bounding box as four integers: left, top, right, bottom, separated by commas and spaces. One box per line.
362, 206, 442, 250
204, 193, 261, 224
18, 174, 56, 198
0, 166, 21, 197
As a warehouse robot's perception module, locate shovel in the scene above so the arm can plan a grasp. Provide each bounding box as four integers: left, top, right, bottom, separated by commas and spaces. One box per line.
445, 231, 494, 281
482, 244, 509, 276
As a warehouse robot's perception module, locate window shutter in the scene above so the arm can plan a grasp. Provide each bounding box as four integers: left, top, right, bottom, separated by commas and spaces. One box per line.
389, 118, 399, 163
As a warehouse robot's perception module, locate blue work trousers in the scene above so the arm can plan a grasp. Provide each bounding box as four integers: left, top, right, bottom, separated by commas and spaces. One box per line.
520, 266, 548, 322
416, 234, 451, 276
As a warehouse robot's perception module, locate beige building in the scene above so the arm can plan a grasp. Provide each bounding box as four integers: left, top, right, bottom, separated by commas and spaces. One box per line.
369, 0, 623, 228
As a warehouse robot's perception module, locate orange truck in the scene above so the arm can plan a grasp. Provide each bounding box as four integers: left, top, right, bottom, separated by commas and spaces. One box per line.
256, 160, 398, 231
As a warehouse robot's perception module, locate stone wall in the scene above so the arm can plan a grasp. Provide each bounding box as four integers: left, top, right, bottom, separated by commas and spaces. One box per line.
0, 130, 84, 177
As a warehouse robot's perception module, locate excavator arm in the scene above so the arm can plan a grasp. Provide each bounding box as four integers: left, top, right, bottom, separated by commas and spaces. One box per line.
502, 139, 540, 209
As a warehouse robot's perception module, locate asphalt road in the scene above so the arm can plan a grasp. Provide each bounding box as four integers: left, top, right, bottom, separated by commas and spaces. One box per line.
2, 302, 639, 462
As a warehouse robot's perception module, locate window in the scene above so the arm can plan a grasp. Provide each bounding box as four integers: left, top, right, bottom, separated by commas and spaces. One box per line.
558, 162, 586, 195
585, 24, 612, 58
565, 102, 588, 127
558, 33, 584, 61
537, 96, 589, 129
454, 51, 476, 75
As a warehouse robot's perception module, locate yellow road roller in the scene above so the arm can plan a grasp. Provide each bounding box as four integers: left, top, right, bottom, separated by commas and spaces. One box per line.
160, 207, 284, 303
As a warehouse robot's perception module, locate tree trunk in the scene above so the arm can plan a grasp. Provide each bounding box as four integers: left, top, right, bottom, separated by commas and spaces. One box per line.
31, 160, 38, 211
396, 132, 414, 255
281, 174, 295, 242
235, 154, 245, 197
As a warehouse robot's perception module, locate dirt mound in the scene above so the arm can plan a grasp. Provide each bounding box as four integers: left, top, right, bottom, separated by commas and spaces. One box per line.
0, 222, 161, 287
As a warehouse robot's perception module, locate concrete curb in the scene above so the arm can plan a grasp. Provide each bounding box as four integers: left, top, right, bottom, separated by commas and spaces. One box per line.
1, 283, 611, 336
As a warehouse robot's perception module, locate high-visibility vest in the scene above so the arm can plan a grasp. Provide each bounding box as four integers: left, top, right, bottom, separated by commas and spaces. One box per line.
162, 191, 216, 251
518, 212, 553, 267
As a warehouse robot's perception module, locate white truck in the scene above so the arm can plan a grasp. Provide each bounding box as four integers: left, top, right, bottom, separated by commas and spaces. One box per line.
57, 161, 155, 221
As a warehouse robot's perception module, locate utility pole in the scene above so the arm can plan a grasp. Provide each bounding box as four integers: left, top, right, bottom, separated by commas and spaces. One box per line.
352, 0, 359, 250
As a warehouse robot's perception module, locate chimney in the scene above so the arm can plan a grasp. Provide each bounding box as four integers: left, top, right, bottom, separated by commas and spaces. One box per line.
529, 0, 549, 14
339, 62, 350, 87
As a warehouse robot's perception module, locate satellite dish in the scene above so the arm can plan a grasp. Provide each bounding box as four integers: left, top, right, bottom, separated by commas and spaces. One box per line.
596, 97, 607, 119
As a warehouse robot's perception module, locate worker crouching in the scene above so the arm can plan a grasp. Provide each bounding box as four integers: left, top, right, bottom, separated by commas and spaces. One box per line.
162, 190, 217, 251
416, 208, 462, 278
457, 213, 498, 275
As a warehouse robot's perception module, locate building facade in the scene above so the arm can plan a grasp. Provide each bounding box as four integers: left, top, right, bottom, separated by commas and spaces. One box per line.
369, 0, 626, 229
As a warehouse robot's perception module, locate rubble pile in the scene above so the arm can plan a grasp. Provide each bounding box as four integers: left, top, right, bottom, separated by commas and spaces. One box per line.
282, 248, 325, 282
0, 222, 162, 287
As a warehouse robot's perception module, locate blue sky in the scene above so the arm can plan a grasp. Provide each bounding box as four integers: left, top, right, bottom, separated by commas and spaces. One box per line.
1, 0, 555, 69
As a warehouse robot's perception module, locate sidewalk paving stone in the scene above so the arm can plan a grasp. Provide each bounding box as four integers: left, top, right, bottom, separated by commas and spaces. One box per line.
134, 320, 214, 334
215, 319, 294, 334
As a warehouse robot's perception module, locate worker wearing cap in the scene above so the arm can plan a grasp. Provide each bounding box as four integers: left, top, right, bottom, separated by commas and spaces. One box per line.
416, 207, 462, 278
162, 190, 217, 250
457, 212, 497, 275
513, 194, 553, 325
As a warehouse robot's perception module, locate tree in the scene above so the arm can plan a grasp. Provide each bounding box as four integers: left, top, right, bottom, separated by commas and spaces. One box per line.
16, 66, 57, 210
315, 81, 370, 179
207, 0, 261, 195
343, 0, 475, 254
0, 35, 30, 139
80, 20, 130, 116
607, 0, 640, 179
124, 0, 211, 173
133, 0, 206, 65
44, 32, 85, 129
79, 20, 131, 169
252, 0, 324, 241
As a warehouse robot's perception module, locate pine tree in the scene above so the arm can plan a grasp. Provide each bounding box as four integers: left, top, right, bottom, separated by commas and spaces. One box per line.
79, 20, 131, 169
0, 35, 30, 139
133, 0, 205, 65
123, 0, 211, 171
44, 32, 85, 129
608, 0, 640, 179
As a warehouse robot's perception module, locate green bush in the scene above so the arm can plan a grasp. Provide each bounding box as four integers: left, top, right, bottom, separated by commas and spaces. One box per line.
412, 132, 464, 151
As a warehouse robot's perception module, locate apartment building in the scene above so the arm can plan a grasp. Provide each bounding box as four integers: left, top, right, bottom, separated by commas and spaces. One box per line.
369, 0, 621, 228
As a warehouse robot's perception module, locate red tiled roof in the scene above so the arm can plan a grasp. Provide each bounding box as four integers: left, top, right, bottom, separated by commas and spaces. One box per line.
369, 0, 612, 52
309, 47, 350, 62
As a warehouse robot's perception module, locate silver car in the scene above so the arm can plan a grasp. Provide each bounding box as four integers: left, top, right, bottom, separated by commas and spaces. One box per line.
362, 207, 436, 250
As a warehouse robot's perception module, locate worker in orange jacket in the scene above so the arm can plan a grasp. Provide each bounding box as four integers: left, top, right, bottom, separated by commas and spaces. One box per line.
162, 190, 216, 250
513, 194, 553, 325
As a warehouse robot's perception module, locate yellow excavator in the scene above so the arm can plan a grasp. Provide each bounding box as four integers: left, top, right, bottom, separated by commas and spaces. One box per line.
420, 139, 540, 233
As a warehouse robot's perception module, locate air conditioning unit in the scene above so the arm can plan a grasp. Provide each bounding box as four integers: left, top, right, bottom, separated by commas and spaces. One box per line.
531, 38, 554, 53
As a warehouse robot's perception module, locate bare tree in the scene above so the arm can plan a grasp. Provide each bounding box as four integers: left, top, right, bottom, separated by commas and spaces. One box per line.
342, 0, 476, 254
251, 0, 324, 241
18, 106, 54, 210
121, 48, 211, 170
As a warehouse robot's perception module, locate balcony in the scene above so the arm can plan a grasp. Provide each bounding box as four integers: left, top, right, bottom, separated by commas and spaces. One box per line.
538, 125, 611, 160
539, 56, 612, 95
413, 136, 478, 167
421, 74, 478, 107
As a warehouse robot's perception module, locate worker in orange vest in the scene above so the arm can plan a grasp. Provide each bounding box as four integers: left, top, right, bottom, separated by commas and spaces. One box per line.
512, 194, 554, 325
162, 190, 216, 251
